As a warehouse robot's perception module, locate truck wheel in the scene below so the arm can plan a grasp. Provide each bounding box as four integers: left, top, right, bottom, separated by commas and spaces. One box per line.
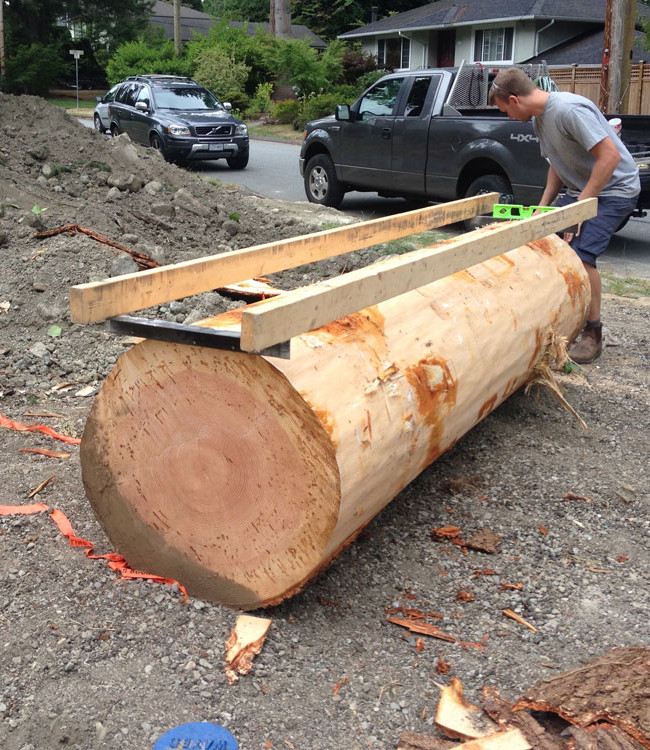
304, 154, 345, 208
464, 175, 513, 230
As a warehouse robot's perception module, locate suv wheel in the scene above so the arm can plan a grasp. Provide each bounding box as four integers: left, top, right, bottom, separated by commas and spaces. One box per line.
304, 154, 344, 208
150, 133, 169, 161
110, 123, 120, 137
94, 114, 106, 134
227, 150, 249, 170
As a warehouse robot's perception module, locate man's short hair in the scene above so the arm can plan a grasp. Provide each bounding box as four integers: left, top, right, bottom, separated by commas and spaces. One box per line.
489, 68, 536, 104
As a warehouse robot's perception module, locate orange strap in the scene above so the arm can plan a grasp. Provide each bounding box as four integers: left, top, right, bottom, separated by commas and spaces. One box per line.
1, 504, 188, 596
0, 413, 82, 445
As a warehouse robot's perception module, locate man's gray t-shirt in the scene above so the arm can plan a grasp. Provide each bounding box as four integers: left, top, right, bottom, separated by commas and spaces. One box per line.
533, 92, 640, 198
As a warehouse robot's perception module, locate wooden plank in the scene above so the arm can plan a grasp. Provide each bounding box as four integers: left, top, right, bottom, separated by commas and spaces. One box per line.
69, 193, 497, 324
239, 199, 597, 352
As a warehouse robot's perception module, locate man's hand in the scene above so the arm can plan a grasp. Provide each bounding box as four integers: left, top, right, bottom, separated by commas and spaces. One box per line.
563, 222, 582, 243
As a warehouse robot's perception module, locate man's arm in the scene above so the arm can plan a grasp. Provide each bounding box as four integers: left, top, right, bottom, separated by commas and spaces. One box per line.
578, 136, 621, 199
538, 166, 564, 207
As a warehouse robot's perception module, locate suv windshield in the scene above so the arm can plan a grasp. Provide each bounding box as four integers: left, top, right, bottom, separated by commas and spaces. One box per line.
153, 86, 221, 110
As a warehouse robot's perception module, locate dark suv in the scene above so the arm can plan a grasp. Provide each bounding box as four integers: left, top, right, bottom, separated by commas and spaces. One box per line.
107, 75, 249, 168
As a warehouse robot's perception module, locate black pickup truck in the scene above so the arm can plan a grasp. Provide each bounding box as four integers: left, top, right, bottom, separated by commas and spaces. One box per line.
299, 67, 650, 216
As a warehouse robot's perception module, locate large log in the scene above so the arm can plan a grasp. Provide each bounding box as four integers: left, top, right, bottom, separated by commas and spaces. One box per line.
80, 233, 589, 609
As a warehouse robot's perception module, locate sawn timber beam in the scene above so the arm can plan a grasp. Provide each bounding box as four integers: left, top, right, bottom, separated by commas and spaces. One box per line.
68, 193, 497, 324
239, 199, 597, 353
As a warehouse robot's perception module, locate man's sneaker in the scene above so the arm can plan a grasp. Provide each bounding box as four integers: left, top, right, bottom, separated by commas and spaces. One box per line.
568, 323, 602, 364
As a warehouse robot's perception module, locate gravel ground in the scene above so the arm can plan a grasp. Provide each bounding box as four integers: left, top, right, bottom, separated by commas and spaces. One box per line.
1, 94, 649, 750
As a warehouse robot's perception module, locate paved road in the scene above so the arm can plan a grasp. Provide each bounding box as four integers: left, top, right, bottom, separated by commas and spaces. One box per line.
197, 139, 650, 279
82, 122, 650, 278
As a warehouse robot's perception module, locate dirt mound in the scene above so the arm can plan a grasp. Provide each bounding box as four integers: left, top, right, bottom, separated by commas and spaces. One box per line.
0, 92, 352, 395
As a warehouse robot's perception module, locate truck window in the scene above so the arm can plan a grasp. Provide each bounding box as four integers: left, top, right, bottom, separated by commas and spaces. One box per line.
404, 77, 432, 117
358, 78, 405, 119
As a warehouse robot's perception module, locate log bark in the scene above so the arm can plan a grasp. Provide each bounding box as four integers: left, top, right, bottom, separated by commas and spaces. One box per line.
80, 233, 589, 609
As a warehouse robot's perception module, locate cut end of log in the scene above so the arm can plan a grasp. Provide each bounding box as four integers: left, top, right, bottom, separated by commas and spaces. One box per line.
80, 340, 341, 610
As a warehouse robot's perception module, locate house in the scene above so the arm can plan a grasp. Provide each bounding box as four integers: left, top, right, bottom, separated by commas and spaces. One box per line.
338, 0, 650, 70
150, 0, 326, 50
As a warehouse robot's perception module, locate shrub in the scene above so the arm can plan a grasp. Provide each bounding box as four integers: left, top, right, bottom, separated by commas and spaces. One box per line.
106, 39, 191, 85
193, 47, 250, 103
273, 98, 301, 124
246, 82, 274, 117
3, 44, 67, 96
341, 47, 380, 85
293, 92, 343, 130
356, 69, 391, 94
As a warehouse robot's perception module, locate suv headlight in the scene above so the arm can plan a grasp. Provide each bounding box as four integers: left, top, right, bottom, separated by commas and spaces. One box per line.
235, 123, 248, 136
167, 125, 191, 136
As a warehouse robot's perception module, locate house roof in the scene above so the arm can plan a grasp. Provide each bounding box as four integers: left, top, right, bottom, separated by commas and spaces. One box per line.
525, 29, 650, 65
339, 0, 649, 38
150, 0, 326, 48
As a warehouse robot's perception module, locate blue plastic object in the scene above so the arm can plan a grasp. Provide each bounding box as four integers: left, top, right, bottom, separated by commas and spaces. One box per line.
153, 721, 238, 750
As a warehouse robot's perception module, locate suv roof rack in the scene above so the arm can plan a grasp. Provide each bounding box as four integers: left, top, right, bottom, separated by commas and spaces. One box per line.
125, 75, 198, 85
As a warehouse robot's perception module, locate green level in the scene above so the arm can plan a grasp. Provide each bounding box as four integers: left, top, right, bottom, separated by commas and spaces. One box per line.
492, 204, 556, 219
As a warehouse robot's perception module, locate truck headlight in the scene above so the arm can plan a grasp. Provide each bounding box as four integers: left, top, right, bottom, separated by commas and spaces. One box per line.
167, 125, 191, 136
235, 123, 248, 136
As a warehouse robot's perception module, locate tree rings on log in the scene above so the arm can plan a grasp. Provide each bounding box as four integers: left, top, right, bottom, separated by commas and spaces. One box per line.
81, 344, 340, 609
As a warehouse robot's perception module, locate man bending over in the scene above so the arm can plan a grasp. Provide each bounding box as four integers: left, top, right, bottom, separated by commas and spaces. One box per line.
490, 67, 639, 364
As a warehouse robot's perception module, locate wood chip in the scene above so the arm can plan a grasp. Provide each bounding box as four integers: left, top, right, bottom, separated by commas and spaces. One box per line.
502, 609, 537, 632
27, 473, 55, 498
465, 530, 502, 554
435, 678, 498, 741
397, 731, 457, 749
224, 615, 271, 685
388, 617, 457, 643
20, 448, 71, 459
513, 647, 650, 749
564, 492, 593, 503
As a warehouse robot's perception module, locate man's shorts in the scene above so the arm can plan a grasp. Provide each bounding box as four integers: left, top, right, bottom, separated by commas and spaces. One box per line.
556, 193, 638, 266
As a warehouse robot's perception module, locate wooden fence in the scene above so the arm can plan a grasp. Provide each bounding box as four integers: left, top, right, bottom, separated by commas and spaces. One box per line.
550, 62, 650, 114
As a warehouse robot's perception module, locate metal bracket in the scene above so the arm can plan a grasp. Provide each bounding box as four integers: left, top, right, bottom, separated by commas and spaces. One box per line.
107, 314, 291, 359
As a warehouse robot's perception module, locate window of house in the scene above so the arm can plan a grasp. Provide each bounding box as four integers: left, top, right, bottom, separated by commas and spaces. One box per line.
473, 27, 514, 63
377, 38, 410, 69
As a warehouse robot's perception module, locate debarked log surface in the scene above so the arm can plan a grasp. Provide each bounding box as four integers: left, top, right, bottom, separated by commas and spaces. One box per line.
81, 232, 589, 610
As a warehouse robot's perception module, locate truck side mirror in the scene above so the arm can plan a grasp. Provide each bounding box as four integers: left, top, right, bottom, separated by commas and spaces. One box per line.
135, 101, 149, 112
335, 104, 351, 122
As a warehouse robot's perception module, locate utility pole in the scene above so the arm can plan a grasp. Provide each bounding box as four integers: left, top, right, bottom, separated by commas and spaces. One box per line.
269, 0, 275, 36
274, 0, 291, 39
173, 0, 182, 57
0, 0, 5, 82
600, 0, 637, 113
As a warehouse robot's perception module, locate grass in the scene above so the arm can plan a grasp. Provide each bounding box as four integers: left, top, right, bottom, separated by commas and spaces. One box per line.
246, 121, 304, 146
602, 273, 650, 298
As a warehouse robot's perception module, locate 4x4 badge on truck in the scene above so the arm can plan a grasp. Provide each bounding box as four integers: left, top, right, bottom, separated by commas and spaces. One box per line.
510, 133, 539, 143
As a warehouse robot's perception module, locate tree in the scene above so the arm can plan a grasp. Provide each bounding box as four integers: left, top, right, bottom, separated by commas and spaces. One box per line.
202, 0, 268, 21
3, 0, 155, 50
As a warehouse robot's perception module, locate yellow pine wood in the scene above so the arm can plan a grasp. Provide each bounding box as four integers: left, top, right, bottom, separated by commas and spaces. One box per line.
240, 199, 597, 352
69, 193, 497, 324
